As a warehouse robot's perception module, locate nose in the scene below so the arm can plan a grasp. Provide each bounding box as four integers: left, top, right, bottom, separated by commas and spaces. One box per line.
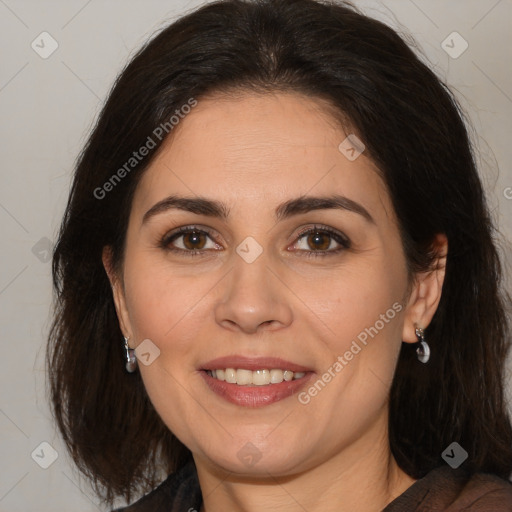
214, 249, 293, 334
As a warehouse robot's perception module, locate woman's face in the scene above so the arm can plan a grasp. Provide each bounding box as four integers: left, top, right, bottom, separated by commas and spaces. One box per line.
110, 92, 418, 476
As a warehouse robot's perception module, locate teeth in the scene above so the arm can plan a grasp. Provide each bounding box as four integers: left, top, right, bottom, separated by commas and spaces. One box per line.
270, 369, 284, 383
236, 369, 252, 385
253, 369, 270, 385
225, 368, 237, 384
207, 368, 307, 385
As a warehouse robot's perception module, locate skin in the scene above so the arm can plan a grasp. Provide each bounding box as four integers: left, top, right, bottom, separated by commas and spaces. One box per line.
104, 92, 447, 512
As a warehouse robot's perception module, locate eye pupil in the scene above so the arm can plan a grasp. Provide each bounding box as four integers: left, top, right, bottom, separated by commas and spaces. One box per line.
308, 231, 330, 250
183, 231, 206, 250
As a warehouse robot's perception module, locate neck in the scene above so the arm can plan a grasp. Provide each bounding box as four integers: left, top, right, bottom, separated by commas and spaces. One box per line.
194, 411, 416, 512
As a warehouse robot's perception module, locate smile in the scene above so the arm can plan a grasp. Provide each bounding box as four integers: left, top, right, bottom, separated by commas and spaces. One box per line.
206, 368, 306, 385
199, 355, 314, 407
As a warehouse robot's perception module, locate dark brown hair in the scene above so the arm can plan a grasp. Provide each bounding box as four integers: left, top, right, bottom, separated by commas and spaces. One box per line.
47, 0, 512, 505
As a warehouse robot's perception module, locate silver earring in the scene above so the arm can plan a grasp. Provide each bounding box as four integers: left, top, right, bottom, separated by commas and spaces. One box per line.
415, 327, 430, 363
124, 336, 137, 373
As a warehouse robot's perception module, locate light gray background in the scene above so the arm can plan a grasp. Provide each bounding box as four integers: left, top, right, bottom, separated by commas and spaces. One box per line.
1, 0, 511, 510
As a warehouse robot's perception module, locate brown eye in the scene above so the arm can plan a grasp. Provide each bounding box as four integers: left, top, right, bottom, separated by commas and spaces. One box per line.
161, 226, 220, 256
182, 231, 207, 250
306, 231, 331, 251
293, 225, 350, 257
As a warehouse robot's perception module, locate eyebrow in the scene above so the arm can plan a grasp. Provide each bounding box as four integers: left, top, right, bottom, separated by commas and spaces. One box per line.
142, 194, 374, 225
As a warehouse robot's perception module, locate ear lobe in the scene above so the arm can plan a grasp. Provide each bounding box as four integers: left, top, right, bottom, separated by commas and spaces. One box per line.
102, 246, 132, 339
402, 234, 448, 343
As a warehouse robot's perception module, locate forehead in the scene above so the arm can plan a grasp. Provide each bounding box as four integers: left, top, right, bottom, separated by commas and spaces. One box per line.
131, 92, 394, 224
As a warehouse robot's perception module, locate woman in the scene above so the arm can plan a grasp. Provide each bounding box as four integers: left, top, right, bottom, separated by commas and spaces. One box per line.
47, 0, 512, 510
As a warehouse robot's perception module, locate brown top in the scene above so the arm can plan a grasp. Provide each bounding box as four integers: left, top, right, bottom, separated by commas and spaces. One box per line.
114, 461, 512, 511
382, 465, 512, 511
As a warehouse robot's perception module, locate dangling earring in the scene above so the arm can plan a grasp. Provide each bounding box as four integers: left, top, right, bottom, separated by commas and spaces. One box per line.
124, 336, 137, 372
415, 327, 430, 363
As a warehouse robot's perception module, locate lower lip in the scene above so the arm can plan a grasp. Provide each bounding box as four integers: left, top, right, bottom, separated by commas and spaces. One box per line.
200, 371, 314, 407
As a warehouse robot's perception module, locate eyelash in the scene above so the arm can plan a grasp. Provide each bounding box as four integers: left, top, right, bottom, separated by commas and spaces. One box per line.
159, 224, 351, 258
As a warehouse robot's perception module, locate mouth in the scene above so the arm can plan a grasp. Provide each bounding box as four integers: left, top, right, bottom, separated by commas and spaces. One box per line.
199, 356, 314, 407
205, 368, 306, 385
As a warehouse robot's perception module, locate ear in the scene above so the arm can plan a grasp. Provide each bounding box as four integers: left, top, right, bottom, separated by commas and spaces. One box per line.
402, 233, 448, 343
102, 246, 133, 343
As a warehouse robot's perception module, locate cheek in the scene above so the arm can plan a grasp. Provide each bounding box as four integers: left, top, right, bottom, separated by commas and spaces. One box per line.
292, 255, 407, 419
121, 259, 211, 427
126, 279, 192, 341
294, 265, 406, 425
122, 253, 220, 363
296, 260, 406, 347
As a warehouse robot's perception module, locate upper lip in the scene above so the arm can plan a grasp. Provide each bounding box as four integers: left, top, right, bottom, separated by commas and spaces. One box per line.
200, 355, 312, 373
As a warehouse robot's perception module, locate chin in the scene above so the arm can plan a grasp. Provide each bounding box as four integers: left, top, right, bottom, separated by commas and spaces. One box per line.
199, 440, 313, 478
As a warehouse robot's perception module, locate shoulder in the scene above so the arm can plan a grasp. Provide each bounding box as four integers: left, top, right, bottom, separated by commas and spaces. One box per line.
456, 470, 512, 510
384, 465, 512, 511
112, 460, 202, 512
